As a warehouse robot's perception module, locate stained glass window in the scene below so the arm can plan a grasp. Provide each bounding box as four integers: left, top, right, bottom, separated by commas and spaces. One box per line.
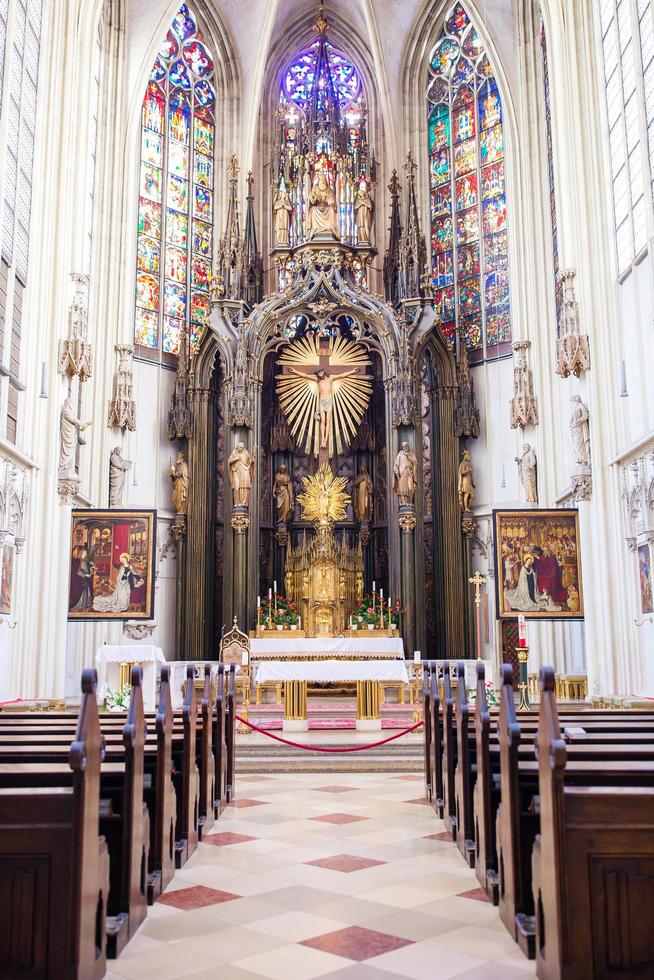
427, 2, 511, 359
600, 0, 653, 274
540, 20, 562, 330
282, 39, 362, 109
134, 3, 216, 357
638, 0, 654, 204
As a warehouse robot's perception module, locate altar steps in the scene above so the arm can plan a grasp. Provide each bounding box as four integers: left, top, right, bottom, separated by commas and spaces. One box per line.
235, 734, 423, 773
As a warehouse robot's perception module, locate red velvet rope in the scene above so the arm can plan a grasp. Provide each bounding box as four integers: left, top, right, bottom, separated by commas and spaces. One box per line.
234, 715, 423, 752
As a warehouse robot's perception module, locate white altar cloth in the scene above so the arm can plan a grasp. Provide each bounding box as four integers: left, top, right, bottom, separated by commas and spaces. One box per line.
251, 637, 404, 660
95, 645, 165, 711
255, 660, 409, 685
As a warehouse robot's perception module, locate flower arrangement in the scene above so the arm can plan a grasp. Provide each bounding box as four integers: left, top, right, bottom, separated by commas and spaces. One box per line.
258, 594, 299, 628
350, 594, 399, 629
467, 681, 499, 707
104, 684, 131, 712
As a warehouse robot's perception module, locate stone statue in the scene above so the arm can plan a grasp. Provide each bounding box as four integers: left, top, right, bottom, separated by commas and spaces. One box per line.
393, 442, 418, 506
169, 451, 189, 515
516, 443, 538, 503
272, 185, 292, 246
570, 394, 591, 466
458, 449, 475, 511
354, 183, 374, 243
306, 172, 339, 239
273, 463, 294, 523
59, 396, 91, 475
353, 464, 373, 521
228, 441, 255, 508
109, 446, 132, 507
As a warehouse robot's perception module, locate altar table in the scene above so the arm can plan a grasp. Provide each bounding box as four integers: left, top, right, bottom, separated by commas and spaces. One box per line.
95, 645, 165, 711
255, 660, 409, 733
250, 636, 404, 660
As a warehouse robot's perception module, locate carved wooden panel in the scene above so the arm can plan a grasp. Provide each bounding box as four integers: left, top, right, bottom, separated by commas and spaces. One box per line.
590, 857, 654, 976
0, 855, 49, 977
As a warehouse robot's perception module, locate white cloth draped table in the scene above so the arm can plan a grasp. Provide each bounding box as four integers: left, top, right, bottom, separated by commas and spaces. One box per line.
95, 644, 165, 711
255, 660, 409, 685
251, 637, 404, 660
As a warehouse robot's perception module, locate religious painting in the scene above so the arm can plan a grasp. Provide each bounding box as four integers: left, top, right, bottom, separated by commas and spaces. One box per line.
0, 545, 14, 616
493, 509, 584, 620
638, 544, 653, 615
68, 510, 156, 621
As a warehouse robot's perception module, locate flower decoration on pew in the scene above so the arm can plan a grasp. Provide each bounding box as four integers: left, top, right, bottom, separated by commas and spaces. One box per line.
104, 684, 132, 712
467, 681, 499, 707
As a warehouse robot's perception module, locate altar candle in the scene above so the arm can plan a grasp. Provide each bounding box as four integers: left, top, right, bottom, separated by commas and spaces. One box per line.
241, 651, 249, 666
257, 595, 261, 608
373, 580, 376, 593
518, 614, 527, 648
414, 650, 421, 662
274, 580, 277, 594
380, 588, 383, 601
298, 615, 301, 630
268, 587, 272, 600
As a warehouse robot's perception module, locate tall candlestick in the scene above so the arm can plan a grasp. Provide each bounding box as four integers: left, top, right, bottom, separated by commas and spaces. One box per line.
373, 580, 376, 593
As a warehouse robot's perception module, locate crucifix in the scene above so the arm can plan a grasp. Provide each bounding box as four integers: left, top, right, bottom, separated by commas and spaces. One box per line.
276, 334, 372, 462
468, 570, 486, 661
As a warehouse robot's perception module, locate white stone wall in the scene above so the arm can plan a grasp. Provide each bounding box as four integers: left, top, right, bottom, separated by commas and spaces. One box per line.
1, 0, 651, 700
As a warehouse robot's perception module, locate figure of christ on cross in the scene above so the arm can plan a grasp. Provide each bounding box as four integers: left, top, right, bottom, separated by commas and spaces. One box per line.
287, 342, 360, 461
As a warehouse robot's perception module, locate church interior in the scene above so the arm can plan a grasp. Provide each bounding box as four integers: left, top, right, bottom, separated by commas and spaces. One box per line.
1, 0, 654, 977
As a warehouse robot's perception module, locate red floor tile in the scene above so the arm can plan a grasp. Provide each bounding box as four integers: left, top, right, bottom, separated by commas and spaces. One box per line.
403, 797, 432, 805
227, 798, 270, 808
423, 832, 452, 841
202, 831, 257, 846
312, 785, 355, 793
158, 885, 241, 910
309, 813, 369, 825
305, 853, 386, 873
302, 925, 413, 961
458, 887, 491, 902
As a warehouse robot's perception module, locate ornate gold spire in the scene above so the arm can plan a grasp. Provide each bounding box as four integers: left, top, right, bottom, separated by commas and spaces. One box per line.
297, 463, 350, 525
314, 1, 328, 35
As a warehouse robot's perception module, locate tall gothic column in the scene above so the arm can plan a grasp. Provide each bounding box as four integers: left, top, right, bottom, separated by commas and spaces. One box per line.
399, 505, 417, 655
231, 507, 249, 628
184, 386, 216, 661
434, 389, 467, 657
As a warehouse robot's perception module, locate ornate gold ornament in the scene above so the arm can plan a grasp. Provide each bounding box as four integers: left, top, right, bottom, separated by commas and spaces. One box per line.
276, 334, 372, 457
296, 463, 350, 525
398, 512, 417, 533
231, 514, 250, 534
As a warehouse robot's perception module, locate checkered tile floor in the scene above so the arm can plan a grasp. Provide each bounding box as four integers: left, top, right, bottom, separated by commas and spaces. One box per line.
107, 773, 534, 979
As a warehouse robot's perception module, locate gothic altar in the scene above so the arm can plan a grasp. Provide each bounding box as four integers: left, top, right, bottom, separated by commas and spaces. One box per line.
167, 4, 480, 662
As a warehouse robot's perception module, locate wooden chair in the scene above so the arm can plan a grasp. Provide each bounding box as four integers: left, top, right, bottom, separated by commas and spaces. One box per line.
220, 618, 252, 702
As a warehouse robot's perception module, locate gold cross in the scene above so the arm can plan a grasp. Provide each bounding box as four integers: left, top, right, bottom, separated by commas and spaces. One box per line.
468, 571, 486, 607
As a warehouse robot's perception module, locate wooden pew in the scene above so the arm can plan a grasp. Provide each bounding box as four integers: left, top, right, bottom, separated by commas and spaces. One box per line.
0, 669, 111, 980
453, 662, 475, 866
441, 662, 457, 838
198, 663, 215, 838
531, 667, 654, 979
102, 666, 149, 956
173, 665, 199, 867
147, 664, 176, 901
423, 662, 433, 801
429, 672, 444, 818
225, 664, 236, 804
473, 662, 499, 903
213, 663, 228, 816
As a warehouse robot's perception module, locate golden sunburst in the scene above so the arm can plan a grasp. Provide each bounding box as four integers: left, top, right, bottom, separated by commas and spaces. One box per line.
297, 463, 350, 524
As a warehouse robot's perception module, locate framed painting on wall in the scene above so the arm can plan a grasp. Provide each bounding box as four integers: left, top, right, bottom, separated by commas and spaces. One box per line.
68, 509, 156, 621
638, 543, 653, 615
0, 544, 14, 615
493, 508, 584, 620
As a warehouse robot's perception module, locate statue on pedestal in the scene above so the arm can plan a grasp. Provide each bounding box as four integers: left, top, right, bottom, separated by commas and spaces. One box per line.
570, 395, 591, 466
109, 447, 131, 507
458, 449, 475, 511
59, 397, 91, 475
307, 172, 339, 239
353, 464, 373, 521
393, 442, 417, 506
354, 183, 374, 243
516, 443, 538, 503
273, 464, 294, 523
228, 442, 255, 508
169, 451, 189, 515
273, 185, 292, 246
